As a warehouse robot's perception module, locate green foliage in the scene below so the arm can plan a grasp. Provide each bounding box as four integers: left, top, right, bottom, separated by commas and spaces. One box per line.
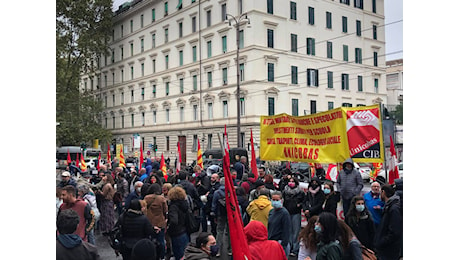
390, 103, 403, 124
56, 0, 113, 146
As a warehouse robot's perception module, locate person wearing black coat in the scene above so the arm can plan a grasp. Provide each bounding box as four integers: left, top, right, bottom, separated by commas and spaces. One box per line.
322, 181, 341, 217
374, 184, 402, 260
117, 199, 155, 260
303, 177, 325, 219
167, 186, 190, 260
345, 196, 375, 251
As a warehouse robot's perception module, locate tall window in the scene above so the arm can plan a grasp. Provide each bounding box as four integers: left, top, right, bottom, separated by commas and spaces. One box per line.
141, 38, 144, 52
238, 30, 244, 49
142, 112, 145, 125
130, 66, 134, 79
268, 97, 275, 115
166, 109, 170, 123
179, 50, 183, 66
141, 87, 145, 100
292, 99, 299, 116
372, 0, 377, 13
164, 2, 168, 16
290, 34, 297, 52
131, 89, 134, 103
166, 136, 170, 151
165, 82, 169, 96
240, 97, 245, 116
193, 105, 198, 121
179, 107, 184, 122
179, 22, 183, 38
267, 29, 274, 48
356, 20, 361, 36
221, 3, 227, 22
268, 63, 274, 82
153, 111, 156, 124
165, 28, 169, 43
112, 116, 115, 129
326, 12, 332, 29
192, 16, 196, 32
327, 41, 333, 59
307, 69, 319, 87
328, 102, 334, 110
207, 103, 213, 119
341, 74, 349, 90
165, 55, 169, 69
373, 25, 378, 40
343, 45, 348, 61
207, 41, 212, 58
222, 36, 227, 53
223, 100, 228, 118
207, 71, 212, 88
130, 43, 133, 56
121, 92, 124, 104
193, 75, 197, 90
267, 0, 273, 14
307, 38, 315, 55
192, 46, 197, 62
354, 0, 363, 9
152, 33, 156, 48
121, 115, 124, 128
152, 59, 156, 73
357, 75, 363, 92
152, 8, 155, 22
140, 14, 144, 27
131, 114, 134, 127
310, 100, 317, 114
291, 66, 298, 84
308, 7, 315, 25
207, 134, 212, 150
130, 20, 133, 33
355, 48, 362, 64
152, 85, 156, 98
223, 67, 228, 85
374, 51, 378, 66
239, 64, 245, 82
290, 1, 297, 20
327, 71, 333, 89
342, 16, 348, 33
179, 78, 184, 93
374, 78, 379, 93
206, 10, 211, 27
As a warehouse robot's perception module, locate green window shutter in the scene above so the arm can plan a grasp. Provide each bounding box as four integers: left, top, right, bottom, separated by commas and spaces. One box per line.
357, 75, 363, 91
176, 0, 182, 9
268, 63, 274, 82
327, 71, 333, 88
152, 9, 155, 22
343, 45, 348, 61
222, 36, 227, 53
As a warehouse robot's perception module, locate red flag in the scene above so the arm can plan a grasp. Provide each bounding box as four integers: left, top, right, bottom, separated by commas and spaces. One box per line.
388, 136, 400, 184
286, 161, 291, 170
224, 125, 230, 151
222, 131, 252, 260
326, 164, 338, 182
76, 153, 80, 168
97, 152, 101, 171
80, 153, 87, 171
309, 163, 316, 177
176, 142, 181, 173
250, 129, 258, 179
160, 153, 168, 181
67, 149, 71, 165
197, 140, 204, 169
139, 142, 144, 169
107, 143, 112, 166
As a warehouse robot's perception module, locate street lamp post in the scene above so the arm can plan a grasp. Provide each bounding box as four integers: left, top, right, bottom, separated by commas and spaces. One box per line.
226, 13, 250, 148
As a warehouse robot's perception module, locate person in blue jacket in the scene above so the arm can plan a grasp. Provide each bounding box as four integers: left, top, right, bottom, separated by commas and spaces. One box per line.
363, 181, 385, 228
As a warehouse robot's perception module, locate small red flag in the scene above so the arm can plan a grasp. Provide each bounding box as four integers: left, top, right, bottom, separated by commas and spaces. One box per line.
160, 153, 168, 181
107, 143, 112, 166
67, 149, 71, 165
388, 136, 400, 185
97, 152, 101, 171
176, 142, 182, 173
139, 142, 144, 169
197, 140, 204, 169
250, 129, 258, 179
76, 153, 80, 168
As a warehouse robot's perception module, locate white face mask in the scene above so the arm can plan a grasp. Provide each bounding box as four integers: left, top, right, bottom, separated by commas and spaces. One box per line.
136, 187, 142, 193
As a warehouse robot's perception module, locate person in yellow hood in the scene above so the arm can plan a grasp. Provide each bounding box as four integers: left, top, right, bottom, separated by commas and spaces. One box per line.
246, 189, 273, 228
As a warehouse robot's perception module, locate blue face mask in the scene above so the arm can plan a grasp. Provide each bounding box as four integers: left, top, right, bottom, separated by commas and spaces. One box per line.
323, 188, 331, 194
209, 245, 219, 256
314, 224, 322, 234
271, 200, 283, 209
356, 205, 365, 212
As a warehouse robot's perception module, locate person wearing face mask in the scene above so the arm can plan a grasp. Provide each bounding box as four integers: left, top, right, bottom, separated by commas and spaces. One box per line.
310, 212, 342, 260
184, 232, 218, 260
336, 158, 363, 216
345, 196, 375, 251
322, 181, 341, 217
125, 181, 143, 210
282, 177, 306, 257
304, 177, 326, 220
267, 191, 292, 257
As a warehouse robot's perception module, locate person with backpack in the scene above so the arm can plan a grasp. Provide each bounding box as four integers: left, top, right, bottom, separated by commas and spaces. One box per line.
167, 186, 190, 260
211, 178, 232, 257
77, 185, 100, 245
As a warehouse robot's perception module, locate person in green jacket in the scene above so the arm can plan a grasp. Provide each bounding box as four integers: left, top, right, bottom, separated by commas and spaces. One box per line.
307, 212, 343, 260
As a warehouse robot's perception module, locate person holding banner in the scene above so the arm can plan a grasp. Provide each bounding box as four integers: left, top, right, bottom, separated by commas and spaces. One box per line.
336, 158, 363, 216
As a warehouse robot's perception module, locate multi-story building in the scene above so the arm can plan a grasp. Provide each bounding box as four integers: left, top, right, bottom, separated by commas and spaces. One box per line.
385, 58, 402, 109
81, 0, 387, 164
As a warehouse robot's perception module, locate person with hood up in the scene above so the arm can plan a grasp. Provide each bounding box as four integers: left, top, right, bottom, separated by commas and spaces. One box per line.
246, 188, 273, 228
374, 184, 402, 260
211, 178, 232, 256
304, 177, 326, 220
184, 232, 218, 260
244, 220, 287, 260
282, 176, 306, 257
141, 158, 153, 182
167, 186, 190, 259
56, 209, 100, 260
336, 158, 363, 216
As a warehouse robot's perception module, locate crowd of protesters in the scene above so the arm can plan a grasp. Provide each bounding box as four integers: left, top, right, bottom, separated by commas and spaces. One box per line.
56, 157, 402, 260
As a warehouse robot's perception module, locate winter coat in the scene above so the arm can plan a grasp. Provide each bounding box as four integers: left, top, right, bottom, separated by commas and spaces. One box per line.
305, 187, 326, 218
342, 238, 362, 260
144, 193, 168, 228
184, 245, 211, 260
282, 185, 306, 215
196, 172, 211, 196
323, 192, 341, 217
316, 240, 343, 260
118, 210, 154, 249
244, 220, 287, 260
374, 195, 402, 259
336, 158, 363, 200
267, 207, 291, 248
167, 199, 188, 237
345, 212, 375, 250
246, 195, 273, 228
363, 191, 384, 226
211, 186, 227, 217
56, 234, 100, 260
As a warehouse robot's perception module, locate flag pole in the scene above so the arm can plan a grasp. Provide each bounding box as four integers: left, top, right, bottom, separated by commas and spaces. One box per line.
380, 103, 388, 184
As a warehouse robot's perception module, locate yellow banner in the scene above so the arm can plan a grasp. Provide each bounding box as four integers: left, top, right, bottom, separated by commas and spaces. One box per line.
260, 105, 384, 163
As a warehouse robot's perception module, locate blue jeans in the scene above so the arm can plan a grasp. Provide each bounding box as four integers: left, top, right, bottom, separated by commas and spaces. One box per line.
290, 213, 301, 254
278, 240, 291, 258
171, 232, 189, 259
152, 228, 166, 259
87, 229, 95, 245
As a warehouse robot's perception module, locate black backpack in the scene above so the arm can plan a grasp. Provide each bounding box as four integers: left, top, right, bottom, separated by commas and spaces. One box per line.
184, 204, 200, 234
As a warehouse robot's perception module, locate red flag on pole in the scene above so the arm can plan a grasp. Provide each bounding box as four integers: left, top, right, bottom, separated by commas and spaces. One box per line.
139, 142, 144, 169
388, 135, 400, 185
197, 140, 204, 169
76, 153, 80, 168
176, 142, 182, 173
107, 143, 112, 167
222, 130, 253, 260
250, 129, 258, 179
67, 149, 71, 166
97, 152, 101, 171
160, 153, 168, 181
80, 153, 87, 171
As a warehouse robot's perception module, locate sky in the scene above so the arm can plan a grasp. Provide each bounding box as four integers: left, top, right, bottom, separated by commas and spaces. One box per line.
113, 0, 403, 62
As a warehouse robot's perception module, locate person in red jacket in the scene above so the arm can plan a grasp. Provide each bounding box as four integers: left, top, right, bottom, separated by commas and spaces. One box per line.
244, 220, 287, 260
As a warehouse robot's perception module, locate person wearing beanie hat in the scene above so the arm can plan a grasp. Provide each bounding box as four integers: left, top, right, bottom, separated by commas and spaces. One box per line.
249, 180, 267, 201
131, 238, 158, 260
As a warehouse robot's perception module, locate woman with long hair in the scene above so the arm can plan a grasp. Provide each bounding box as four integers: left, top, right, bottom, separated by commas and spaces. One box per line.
337, 220, 362, 260
345, 195, 375, 251
298, 215, 319, 260
282, 176, 306, 257
167, 186, 190, 259
98, 173, 116, 234
322, 181, 340, 217
313, 212, 342, 260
